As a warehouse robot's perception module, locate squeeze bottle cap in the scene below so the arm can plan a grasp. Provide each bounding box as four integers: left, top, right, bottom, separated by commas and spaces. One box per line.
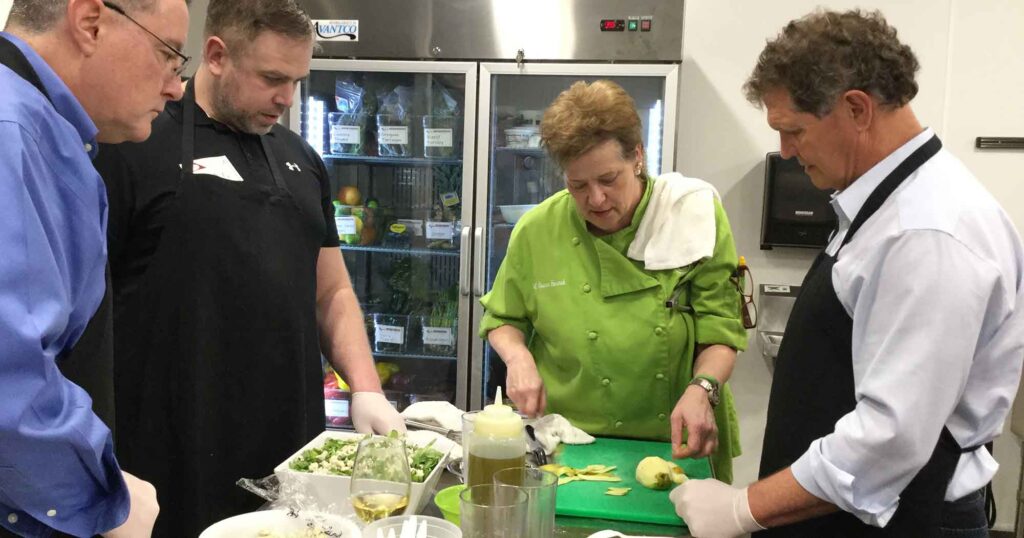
474, 386, 523, 439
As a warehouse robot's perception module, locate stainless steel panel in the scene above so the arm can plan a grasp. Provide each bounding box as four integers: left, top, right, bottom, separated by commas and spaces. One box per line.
757, 284, 801, 373
472, 227, 485, 297
299, 0, 683, 62
458, 226, 472, 296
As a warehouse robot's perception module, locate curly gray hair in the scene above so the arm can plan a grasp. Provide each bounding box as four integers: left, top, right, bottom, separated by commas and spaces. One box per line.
744, 9, 920, 117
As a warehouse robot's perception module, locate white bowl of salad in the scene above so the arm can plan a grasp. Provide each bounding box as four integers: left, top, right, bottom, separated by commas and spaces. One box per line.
198, 509, 361, 537
274, 430, 454, 517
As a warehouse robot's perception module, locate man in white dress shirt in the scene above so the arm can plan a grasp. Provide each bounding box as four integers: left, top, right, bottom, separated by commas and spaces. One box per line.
672, 9, 1024, 538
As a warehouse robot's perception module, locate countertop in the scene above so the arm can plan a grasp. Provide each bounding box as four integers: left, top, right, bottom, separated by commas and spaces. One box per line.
423, 472, 691, 538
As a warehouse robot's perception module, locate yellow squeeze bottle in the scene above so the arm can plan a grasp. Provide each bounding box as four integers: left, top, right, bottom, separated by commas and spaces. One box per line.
465, 387, 526, 488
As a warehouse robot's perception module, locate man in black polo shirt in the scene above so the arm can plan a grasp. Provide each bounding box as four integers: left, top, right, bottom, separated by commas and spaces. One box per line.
92, 1, 405, 535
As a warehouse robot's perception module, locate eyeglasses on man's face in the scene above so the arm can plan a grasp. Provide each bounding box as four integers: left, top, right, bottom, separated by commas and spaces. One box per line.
103, 1, 191, 76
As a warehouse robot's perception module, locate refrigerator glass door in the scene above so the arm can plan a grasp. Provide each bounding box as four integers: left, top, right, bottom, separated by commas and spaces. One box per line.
472, 63, 678, 409
290, 60, 476, 427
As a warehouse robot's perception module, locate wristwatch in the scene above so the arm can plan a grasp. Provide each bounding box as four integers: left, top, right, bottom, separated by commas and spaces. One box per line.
688, 376, 720, 408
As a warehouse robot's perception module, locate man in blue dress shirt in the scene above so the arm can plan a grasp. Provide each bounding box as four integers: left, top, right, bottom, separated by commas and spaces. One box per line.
0, 0, 188, 536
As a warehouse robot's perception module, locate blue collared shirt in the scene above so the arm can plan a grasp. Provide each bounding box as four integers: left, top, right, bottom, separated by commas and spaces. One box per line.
0, 32, 129, 537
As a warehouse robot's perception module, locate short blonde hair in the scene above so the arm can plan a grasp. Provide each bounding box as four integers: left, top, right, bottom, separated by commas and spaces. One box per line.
540, 80, 643, 171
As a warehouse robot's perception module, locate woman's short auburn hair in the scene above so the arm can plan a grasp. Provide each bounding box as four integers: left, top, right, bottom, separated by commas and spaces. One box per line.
540, 80, 644, 171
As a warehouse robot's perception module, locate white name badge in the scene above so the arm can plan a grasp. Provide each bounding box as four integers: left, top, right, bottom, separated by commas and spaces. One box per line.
426, 221, 454, 240
379, 126, 409, 145
422, 327, 453, 347
376, 325, 405, 344
424, 128, 453, 148
331, 125, 361, 144
189, 156, 244, 182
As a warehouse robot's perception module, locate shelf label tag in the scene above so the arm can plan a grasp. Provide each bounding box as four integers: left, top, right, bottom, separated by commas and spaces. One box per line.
397, 219, 424, 236
426, 221, 454, 240
325, 399, 350, 417
336, 216, 357, 235
330, 125, 361, 144
379, 126, 409, 145
423, 327, 454, 346
376, 325, 405, 344
424, 128, 453, 148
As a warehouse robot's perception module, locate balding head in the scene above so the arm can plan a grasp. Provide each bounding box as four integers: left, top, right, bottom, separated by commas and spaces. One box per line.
6, 0, 191, 143
7, 0, 183, 33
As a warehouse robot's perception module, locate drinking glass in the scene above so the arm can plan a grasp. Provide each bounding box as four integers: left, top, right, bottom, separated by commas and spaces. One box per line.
349, 435, 412, 523
493, 467, 558, 538
459, 483, 527, 538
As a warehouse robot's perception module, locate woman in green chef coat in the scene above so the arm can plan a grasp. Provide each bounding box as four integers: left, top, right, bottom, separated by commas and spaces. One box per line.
480, 80, 749, 483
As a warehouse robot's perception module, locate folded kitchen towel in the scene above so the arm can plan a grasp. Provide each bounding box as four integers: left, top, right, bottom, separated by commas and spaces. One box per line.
529, 414, 596, 454
401, 400, 464, 433
402, 402, 594, 456
627, 172, 720, 270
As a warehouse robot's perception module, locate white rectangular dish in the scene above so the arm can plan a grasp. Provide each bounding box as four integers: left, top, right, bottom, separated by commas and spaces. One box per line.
273, 430, 454, 517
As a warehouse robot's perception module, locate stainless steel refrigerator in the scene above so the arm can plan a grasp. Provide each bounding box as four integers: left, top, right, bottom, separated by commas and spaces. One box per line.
290, 0, 684, 422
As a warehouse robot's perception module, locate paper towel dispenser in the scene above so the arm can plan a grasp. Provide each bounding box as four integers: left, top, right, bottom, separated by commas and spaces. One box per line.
760, 152, 837, 250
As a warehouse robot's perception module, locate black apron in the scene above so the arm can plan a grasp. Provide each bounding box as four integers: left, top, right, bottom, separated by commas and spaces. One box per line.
0, 35, 115, 538
757, 136, 974, 537
112, 82, 325, 537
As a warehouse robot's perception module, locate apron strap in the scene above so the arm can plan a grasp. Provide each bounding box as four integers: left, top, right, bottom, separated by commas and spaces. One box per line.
0, 34, 53, 105
259, 131, 289, 191
840, 135, 942, 249
181, 79, 197, 182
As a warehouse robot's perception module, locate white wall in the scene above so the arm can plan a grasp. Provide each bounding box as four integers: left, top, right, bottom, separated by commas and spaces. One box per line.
1, 0, 11, 29
678, 0, 1024, 530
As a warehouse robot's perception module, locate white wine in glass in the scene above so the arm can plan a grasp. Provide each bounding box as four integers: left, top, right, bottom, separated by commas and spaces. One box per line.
349, 435, 412, 523
351, 491, 409, 521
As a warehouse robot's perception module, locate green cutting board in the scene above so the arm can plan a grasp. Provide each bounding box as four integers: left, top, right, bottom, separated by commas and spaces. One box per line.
553, 437, 712, 527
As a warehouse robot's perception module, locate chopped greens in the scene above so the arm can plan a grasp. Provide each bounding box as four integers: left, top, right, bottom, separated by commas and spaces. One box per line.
288, 436, 444, 483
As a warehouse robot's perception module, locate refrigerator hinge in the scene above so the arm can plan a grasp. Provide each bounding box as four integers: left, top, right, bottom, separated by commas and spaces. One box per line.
515, 49, 525, 69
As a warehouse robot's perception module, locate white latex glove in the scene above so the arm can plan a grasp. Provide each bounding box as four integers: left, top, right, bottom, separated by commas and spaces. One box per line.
101, 471, 159, 538
669, 479, 764, 538
351, 391, 406, 434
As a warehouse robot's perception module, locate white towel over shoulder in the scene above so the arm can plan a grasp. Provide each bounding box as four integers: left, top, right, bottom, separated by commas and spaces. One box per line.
627, 172, 719, 270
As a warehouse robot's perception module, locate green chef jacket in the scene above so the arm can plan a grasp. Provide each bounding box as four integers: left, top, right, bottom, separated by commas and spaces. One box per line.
480, 176, 749, 483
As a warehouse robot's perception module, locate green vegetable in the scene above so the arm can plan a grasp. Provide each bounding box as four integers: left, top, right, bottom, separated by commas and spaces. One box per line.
288, 436, 444, 483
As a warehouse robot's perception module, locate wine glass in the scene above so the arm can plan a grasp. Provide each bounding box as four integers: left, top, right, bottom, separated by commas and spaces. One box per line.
349, 435, 412, 523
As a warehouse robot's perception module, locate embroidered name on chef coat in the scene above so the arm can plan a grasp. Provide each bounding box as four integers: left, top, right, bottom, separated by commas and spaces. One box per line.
533, 279, 566, 290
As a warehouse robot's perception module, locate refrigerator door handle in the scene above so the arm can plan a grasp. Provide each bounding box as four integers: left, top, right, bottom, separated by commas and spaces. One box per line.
459, 225, 472, 296
473, 227, 485, 297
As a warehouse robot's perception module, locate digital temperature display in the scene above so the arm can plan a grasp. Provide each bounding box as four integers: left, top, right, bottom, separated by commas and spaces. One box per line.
600, 19, 625, 32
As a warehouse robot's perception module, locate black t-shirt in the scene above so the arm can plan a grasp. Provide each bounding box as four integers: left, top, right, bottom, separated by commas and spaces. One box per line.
93, 98, 340, 302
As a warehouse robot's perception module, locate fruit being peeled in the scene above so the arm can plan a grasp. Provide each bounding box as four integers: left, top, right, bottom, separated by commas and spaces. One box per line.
636, 456, 686, 490
338, 185, 362, 206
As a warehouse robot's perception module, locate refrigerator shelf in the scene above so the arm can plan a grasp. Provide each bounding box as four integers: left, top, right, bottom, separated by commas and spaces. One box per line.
494, 147, 546, 155
322, 154, 462, 167
339, 245, 460, 257
372, 351, 457, 362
